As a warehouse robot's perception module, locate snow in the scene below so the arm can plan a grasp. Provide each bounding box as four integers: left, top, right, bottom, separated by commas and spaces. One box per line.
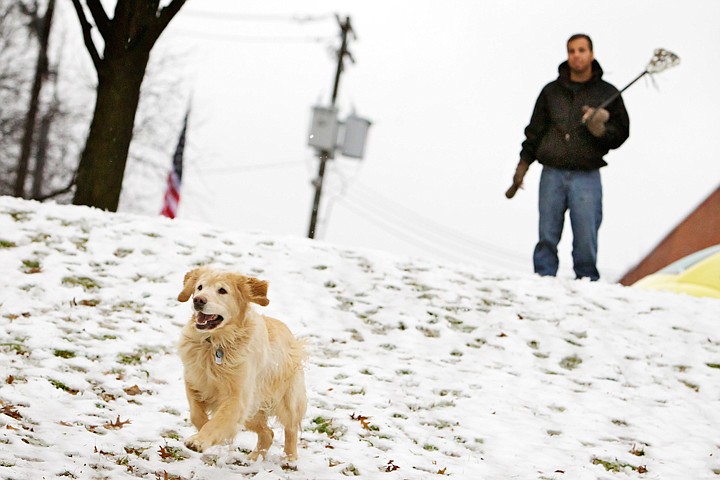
0, 194, 718, 479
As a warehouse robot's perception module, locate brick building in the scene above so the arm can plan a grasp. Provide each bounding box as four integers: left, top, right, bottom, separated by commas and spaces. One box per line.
619, 185, 720, 286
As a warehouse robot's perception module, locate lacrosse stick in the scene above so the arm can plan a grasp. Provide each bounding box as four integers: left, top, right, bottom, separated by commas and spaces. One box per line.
584, 48, 680, 124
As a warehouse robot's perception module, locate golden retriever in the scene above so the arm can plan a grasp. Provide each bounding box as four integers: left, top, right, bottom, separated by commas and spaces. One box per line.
177, 267, 306, 461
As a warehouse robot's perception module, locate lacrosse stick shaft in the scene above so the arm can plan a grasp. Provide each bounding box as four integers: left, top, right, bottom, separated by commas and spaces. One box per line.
584, 69, 648, 123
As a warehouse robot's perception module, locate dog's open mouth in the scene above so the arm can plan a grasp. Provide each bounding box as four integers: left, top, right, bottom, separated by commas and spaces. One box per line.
195, 312, 224, 330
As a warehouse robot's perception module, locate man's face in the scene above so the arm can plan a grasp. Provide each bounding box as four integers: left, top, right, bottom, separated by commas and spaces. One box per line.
567, 38, 594, 75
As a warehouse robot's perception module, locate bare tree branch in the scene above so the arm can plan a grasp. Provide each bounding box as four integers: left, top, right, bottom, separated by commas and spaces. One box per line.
35, 172, 76, 202
156, 0, 186, 35
70, 0, 101, 72
85, 0, 110, 41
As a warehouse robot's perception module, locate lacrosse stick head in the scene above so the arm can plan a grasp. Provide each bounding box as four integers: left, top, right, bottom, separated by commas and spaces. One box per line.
646, 48, 681, 74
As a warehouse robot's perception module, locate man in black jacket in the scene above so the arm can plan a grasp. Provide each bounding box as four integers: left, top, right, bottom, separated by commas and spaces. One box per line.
507, 33, 630, 281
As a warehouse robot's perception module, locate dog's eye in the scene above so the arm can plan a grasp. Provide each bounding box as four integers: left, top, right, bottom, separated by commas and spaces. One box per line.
197, 285, 203, 291
218, 288, 228, 295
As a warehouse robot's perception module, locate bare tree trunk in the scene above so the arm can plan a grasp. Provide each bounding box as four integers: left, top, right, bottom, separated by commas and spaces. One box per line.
72, 51, 148, 210
14, 0, 54, 198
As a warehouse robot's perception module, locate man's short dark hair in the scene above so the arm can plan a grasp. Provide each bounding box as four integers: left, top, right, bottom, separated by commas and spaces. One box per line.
567, 33, 593, 52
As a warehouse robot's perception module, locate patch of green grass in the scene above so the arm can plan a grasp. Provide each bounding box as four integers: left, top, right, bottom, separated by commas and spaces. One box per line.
72, 237, 88, 251
630, 445, 645, 456
417, 326, 440, 338
466, 338, 487, 349
30, 233, 50, 243
446, 317, 476, 333
22, 259, 41, 274
62, 276, 100, 291
706, 363, 720, 369
113, 248, 134, 258
49, 379, 79, 394
591, 457, 644, 473
159, 444, 188, 462
54, 350, 76, 359
0, 240, 16, 249
1, 342, 28, 356
118, 353, 142, 365
421, 419, 455, 430
112, 300, 146, 314
559, 355, 582, 370
160, 430, 181, 441
611, 419, 629, 427
341, 464, 360, 476
680, 379, 700, 392
9, 210, 31, 222
423, 443, 438, 451
117, 346, 160, 366
310, 416, 345, 439
396, 369, 413, 375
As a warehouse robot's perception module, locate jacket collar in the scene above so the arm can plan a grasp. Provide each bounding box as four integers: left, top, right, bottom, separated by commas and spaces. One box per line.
558, 59, 603, 87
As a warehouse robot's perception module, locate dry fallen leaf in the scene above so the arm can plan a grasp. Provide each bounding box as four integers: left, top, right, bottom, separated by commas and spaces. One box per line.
1, 404, 22, 420
104, 416, 131, 429
123, 385, 143, 396
350, 413, 373, 430
158, 446, 174, 460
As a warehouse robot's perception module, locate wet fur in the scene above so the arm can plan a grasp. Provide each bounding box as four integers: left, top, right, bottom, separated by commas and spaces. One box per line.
177, 267, 307, 461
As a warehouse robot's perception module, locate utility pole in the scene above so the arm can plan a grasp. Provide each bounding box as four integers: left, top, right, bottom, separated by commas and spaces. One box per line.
307, 15, 353, 239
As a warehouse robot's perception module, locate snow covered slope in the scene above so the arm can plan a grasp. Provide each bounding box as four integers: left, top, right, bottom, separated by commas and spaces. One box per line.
0, 195, 718, 479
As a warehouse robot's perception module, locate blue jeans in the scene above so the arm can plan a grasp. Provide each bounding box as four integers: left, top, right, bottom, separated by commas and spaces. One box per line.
533, 167, 603, 281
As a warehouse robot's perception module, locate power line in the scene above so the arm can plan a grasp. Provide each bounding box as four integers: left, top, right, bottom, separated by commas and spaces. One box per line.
170, 28, 333, 44
197, 160, 306, 174
335, 193, 528, 270
182, 10, 334, 23
346, 181, 528, 263
335, 198, 481, 266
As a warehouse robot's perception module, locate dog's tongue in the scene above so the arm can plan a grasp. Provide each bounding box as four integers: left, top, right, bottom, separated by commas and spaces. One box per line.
196, 313, 218, 325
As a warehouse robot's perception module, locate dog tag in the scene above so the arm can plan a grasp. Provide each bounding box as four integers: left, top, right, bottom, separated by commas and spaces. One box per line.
214, 348, 224, 365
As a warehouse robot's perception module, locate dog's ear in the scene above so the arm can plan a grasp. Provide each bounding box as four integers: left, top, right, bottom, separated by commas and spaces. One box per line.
239, 276, 270, 306
178, 268, 204, 302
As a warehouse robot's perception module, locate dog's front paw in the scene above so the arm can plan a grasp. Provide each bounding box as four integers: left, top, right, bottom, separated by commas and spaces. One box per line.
247, 449, 268, 462
184, 434, 208, 452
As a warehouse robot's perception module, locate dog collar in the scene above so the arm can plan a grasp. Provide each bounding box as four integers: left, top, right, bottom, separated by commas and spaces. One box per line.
202, 337, 223, 365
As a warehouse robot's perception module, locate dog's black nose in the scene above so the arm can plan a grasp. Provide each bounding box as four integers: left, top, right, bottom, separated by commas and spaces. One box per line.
193, 296, 207, 309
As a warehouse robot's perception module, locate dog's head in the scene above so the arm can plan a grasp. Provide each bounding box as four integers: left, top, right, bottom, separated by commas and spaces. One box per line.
177, 267, 269, 332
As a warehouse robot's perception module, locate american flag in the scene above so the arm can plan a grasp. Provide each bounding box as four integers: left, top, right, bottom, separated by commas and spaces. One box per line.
160, 111, 189, 219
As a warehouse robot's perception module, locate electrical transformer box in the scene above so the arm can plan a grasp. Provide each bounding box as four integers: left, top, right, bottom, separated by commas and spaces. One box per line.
340, 114, 371, 159
308, 106, 339, 151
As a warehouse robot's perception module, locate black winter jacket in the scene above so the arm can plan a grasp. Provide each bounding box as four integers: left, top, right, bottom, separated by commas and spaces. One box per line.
520, 60, 630, 170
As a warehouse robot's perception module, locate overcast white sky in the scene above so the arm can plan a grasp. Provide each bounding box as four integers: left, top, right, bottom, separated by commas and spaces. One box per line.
121, 0, 720, 281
